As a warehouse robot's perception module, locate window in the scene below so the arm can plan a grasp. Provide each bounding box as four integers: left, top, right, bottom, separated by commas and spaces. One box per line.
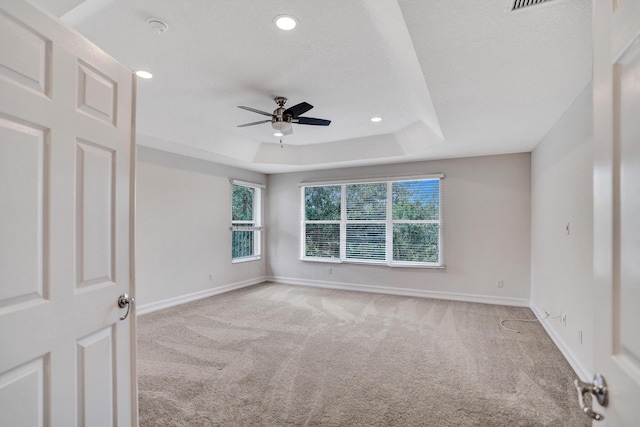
391, 180, 440, 263
346, 183, 387, 261
231, 181, 263, 262
302, 176, 443, 267
304, 185, 341, 259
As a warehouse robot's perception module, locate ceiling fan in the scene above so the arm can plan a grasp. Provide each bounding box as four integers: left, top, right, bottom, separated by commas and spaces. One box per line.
237, 96, 331, 136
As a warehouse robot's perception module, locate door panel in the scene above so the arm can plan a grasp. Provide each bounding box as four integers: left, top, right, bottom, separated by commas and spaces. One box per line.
77, 327, 114, 427
592, 0, 640, 424
0, 116, 47, 307
0, 357, 48, 427
76, 139, 115, 288
0, 10, 51, 96
617, 39, 640, 369
0, 1, 135, 425
76, 60, 117, 125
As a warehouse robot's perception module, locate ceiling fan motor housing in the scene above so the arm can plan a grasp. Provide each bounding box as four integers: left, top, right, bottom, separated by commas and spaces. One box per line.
272, 101, 292, 132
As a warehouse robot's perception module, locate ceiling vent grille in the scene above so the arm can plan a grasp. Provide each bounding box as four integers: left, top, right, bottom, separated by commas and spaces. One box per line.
512, 0, 554, 11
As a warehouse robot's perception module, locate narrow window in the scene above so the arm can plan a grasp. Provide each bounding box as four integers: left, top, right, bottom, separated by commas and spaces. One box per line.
232, 182, 262, 262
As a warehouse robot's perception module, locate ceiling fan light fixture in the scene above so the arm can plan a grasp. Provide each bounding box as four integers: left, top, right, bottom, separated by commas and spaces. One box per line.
274, 15, 298, 31
370, 117, 382, 122
272, 120, 292, 132
273, 132, 284, 137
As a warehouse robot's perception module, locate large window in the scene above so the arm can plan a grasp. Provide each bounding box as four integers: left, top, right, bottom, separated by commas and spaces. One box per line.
232, 181, 263, 262
302, 176, 442, 267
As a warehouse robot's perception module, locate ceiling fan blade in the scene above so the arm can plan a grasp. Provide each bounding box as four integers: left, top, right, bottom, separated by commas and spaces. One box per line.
237, 119, 271, 127
237, 106, 273, 117
283, 102, 313, 118
295, 117, 331, 126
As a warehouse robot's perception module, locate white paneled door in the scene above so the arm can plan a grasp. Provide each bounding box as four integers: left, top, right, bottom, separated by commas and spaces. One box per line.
591, 0, 640, 425
0, 1, 136, 426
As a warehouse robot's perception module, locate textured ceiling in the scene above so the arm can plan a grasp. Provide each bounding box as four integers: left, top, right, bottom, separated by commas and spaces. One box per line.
32, 0, 592, 173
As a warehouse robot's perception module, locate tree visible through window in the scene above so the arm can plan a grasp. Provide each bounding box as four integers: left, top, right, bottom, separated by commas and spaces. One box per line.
392, 180, 440, 263
232, 183, 262, 260
302, 177, 442, 266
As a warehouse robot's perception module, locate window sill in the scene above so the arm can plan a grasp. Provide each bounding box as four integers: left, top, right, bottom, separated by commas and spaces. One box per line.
301, 257, 444, 269
232, 256, 261, 264
388, 262, 445, 269
301, 257, 342, 264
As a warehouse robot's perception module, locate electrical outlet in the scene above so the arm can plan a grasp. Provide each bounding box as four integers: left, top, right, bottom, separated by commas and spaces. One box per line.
496, 280, 504, 288
578, 330, 583, 344
328, 267, 333, 275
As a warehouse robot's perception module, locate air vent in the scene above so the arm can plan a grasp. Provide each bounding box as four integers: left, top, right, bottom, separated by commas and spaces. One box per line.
512, 0, 554, 11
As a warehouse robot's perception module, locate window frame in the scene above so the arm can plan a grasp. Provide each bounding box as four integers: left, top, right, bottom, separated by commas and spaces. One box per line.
300, 175, 444, 268
231, 180, 264, 263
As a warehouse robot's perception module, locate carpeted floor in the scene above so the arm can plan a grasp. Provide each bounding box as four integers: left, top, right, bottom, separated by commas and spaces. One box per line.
137, 283, 590, 426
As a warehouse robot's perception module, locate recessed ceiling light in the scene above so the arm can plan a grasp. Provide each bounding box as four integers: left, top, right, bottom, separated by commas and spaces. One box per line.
274, 15, 298, 31
135, 70, 153, 79
274, 132, 284, 137
370, 117, 382, 122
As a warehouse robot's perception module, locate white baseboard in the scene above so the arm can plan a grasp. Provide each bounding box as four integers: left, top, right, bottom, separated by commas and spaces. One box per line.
266, 276, 530, 307
136, 277, 267, 316
530, 302, 591, 381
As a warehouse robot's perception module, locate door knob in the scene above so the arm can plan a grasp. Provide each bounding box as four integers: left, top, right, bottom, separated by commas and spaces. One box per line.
118, 293, 134, 320
574, 373, 608, 421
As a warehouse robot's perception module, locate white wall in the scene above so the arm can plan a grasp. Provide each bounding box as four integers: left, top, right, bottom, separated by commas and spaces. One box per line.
530, 83, 593, 379
266, 153, 532, 305
135, 147, 267, 311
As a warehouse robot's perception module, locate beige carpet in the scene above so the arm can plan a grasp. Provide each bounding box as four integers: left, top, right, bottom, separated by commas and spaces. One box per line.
137, 283, 589, 426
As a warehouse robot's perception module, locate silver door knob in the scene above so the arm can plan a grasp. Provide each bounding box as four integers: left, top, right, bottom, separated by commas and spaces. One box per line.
574, 373, 608, 421
117, 293, 134, 320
